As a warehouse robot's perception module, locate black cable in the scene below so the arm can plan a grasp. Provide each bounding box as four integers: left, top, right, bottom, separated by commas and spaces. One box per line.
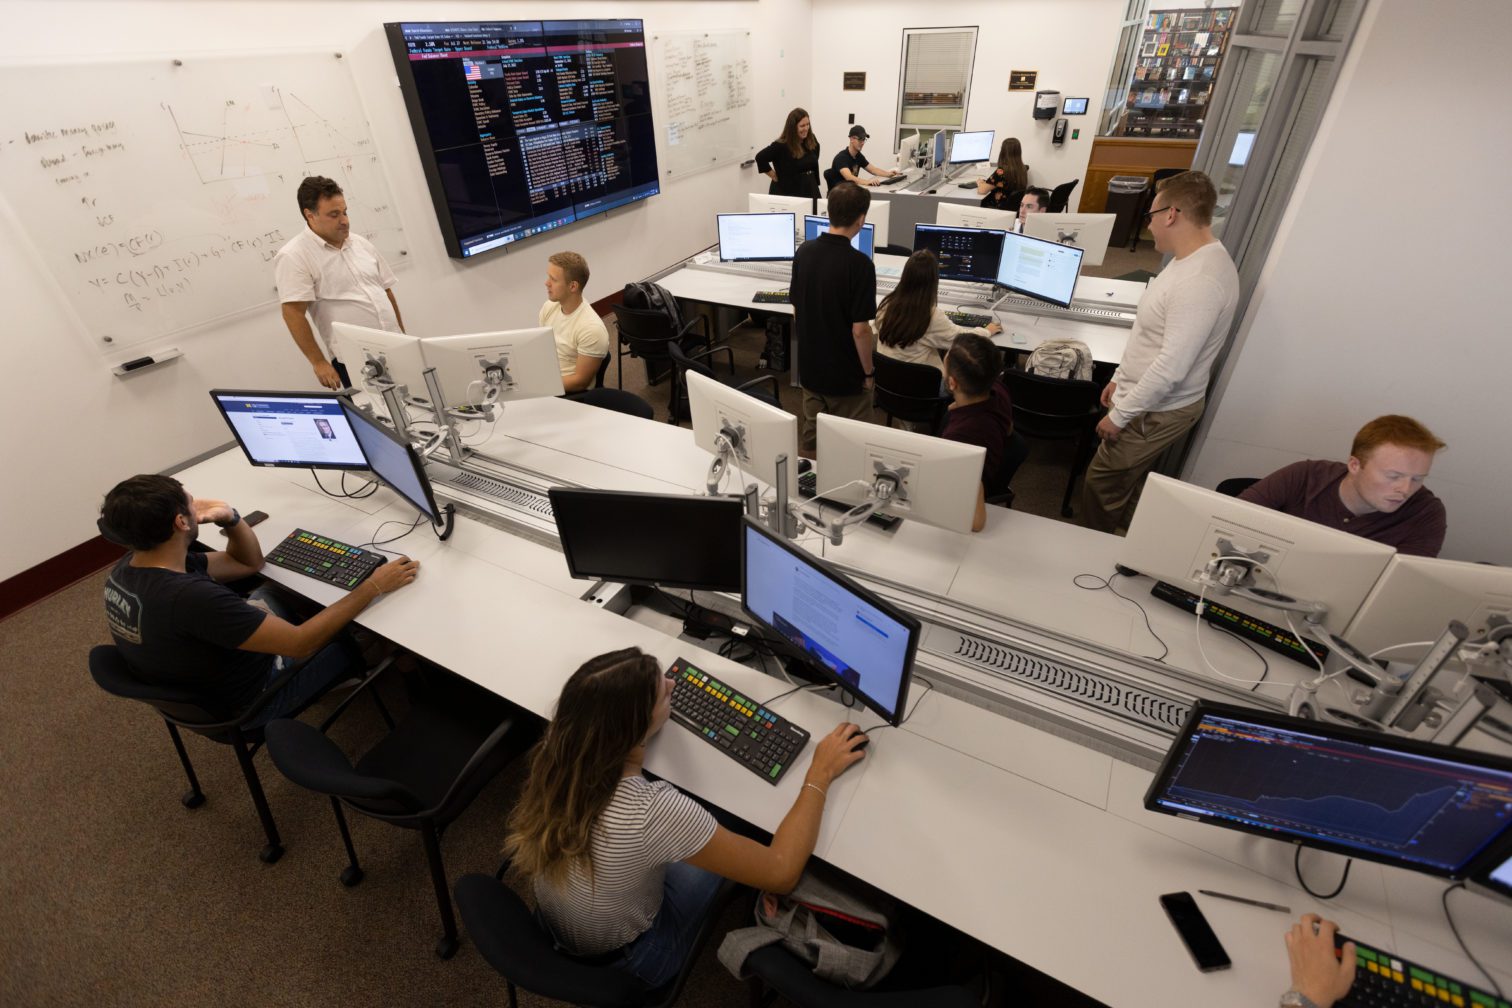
358, 512, 430, 554
1072, 571, 1169, 661
759, 681, 836, 708
1294, 846, 1351, 900
1441, 882, 1503, 997
1209, 624, 1270, 691
859, 675, 935, 734
310, 467, 376, 499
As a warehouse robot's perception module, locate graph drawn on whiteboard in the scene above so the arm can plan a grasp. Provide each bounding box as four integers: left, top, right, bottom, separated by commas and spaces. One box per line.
651, 31, 754, 180
0, 51, 406, 354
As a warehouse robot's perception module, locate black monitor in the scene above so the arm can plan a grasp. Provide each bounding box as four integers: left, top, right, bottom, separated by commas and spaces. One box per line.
912, 223, 1006, 284
338, 400, 441, 523
1145, 701, 1512, 879
741, 519, 920, 725
1467, 834, 1512, 906
548, 488, 745, 592
210, 390, 368, 470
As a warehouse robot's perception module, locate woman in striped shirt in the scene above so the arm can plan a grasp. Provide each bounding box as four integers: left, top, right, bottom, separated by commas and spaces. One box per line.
505, 647, 867, 988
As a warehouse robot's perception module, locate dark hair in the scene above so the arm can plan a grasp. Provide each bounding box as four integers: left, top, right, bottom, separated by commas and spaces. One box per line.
504, 647, 662, 883
296, 176, 343, 216
946, 332, 998, 397
1020, 187, 1052, 211
877, 250, 939, 351
994, 138, 1028, 192
101, 474, 190, 551
778, 107, 818, 159
826, 181, 871, 229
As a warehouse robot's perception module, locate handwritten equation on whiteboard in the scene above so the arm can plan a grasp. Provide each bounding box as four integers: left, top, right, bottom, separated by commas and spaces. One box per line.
0, 51, 405, 353
651, 31, 753, 181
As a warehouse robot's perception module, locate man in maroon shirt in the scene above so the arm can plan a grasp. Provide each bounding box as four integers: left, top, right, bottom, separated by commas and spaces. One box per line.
1238, 415, 1448, 557
940, 333, 1024, 532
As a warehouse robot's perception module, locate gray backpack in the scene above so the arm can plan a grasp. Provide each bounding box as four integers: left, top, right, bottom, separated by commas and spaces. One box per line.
1026, 338, 1093, 381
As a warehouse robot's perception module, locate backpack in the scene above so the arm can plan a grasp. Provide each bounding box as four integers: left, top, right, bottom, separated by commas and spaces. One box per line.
1025, 338, 1093, 381
621, 280, 700, 384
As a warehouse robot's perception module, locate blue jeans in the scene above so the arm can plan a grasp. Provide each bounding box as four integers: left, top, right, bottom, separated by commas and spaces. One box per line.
618, 862, 724, 988
246, 586, 364, 727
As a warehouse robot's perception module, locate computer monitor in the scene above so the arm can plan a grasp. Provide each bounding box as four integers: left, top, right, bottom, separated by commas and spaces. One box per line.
1145, 701, 1512, 879
948, 130, 994, 165
815, 414, 985, 535
935, 202, 1017, 232
931, 130, 949, 169
338, 399, 441, 522
898, 131, 921, 162
424, 326, 564, 410
329, 322, 430, 396
742, 518, 921, 725
210, 390, 368, 470
994, 229, 1085, 309
803, 216, 875, 259
718, 213, 796, 262
818, 196, 890, 248
687, 370, 799, 492
1120, 474, 1396, 636
1467, 835, 1512, 906
747, 193, 812, 240
911, 223, 1006, 284
547, 488, 746, 592
1344, 555, 1512, 658
1228, 129, 1257, 167
1021, 212, 1117, 267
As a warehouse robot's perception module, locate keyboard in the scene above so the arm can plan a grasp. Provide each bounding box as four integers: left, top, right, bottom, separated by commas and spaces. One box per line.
667, 656, 810, 784
797, 471, 902, 531
753, 290, 791, 304
957, 181, 977, 189
1335, 932, 1505, 1008
878, 175, 907, 186
265, 528, 386, 590
945, 310, 993, 328
1149, 580, 1332, 670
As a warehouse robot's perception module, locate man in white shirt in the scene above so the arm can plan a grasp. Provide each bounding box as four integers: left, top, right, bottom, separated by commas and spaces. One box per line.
540, 251, 610, 393
1079, 171, 1239, 534
274, 176, 404, 390
1013, 187, 1050, 233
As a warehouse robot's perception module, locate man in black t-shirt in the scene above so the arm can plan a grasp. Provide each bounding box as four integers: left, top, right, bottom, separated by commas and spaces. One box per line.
791, 181, 878, 454
100, 474, 419, 721
830, 126, 898, 189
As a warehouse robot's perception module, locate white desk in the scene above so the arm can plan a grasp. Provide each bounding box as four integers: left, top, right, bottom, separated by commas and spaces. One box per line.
177, 398, 1512, 1005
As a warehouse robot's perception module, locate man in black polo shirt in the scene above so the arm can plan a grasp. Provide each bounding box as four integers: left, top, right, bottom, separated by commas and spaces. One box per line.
791, 181, 877, 454
830, 126, 898, 188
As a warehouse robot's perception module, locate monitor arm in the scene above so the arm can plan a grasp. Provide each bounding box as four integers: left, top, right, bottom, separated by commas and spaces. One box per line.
794, 463, 909, 546
704, 428, 760, 523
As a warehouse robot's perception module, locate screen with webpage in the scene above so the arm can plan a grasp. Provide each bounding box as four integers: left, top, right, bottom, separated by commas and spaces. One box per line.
212, 392, 367, 469
995, 230, 1084, 307
803, 216, 874, 258
948, 130, 993, 164
718, 213, 796, 261
340, 402, 439, 521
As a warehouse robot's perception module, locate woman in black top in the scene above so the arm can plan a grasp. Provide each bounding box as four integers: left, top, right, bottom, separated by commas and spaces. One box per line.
977, 137, 1029, 210
755, 107, 820, 198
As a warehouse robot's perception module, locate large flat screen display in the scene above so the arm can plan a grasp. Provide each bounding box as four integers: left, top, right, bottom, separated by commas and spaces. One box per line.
386, 20, 660, 259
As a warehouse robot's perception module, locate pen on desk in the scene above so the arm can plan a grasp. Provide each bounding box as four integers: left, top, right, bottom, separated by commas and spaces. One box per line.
1198, 889, 1292, 914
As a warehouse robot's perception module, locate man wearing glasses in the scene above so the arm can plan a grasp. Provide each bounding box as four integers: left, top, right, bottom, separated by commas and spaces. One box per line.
1079, 171, 1238, 534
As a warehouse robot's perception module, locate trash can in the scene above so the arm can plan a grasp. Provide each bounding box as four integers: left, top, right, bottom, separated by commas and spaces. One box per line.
1106, 175, 1150, 248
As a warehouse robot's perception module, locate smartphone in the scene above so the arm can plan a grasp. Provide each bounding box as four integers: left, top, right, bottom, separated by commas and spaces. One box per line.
1160, 891, 1231, 972
219, 510, 268, 535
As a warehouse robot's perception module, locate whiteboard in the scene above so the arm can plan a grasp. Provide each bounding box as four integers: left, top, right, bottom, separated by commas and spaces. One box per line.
0, 51, 406, 354
650, 31, 755, 181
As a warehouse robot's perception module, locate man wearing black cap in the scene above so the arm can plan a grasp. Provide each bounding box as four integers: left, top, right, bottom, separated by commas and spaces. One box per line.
831, 126, 898, 188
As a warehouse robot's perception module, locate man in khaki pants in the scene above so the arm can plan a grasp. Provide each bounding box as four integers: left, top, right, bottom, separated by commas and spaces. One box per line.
1080, 172, 1238, 534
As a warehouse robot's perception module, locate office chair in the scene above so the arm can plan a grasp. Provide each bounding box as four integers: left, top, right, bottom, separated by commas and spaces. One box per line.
612, 304, 710, 390
264, 672, 537, 959
823, 166, 844, 192
1001, 369, 1103, 518
667, 338, 783, 425
87, 642, 354, 864
566, 387, 657, 420
1216, 476, 1259, 497
455, 868, 738, 1007
872, 354, 951, 434
593, 350, 613, 389
983, 431, 1031, 511
1047, 179, 1080, 213
741, 944, 980, 1008
1129, 168, 1186, 250
878, 243, 913, 257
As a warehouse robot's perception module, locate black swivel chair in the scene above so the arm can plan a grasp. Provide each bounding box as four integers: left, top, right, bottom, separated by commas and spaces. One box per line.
567, 387, 657, 420
1129, 168, 1187, 250
872, 355, 950, 434
1046, 179, 1080, 213
742, 944, 980, 1008
823, 166, 844, 193
878, 244, 914, 257
264, 673, 537, 959
667, 338, 783, 425
455, 867, 737, 1007
1216, 476, 1260, 498
1001, 369, 1104, 518
612, 304, 710, 390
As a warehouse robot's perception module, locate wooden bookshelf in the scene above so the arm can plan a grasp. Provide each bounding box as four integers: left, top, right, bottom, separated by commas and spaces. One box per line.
1116, 7, 1235, 140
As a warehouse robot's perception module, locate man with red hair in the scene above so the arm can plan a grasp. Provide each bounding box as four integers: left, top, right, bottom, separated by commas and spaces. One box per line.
1239, 415, 1448, 557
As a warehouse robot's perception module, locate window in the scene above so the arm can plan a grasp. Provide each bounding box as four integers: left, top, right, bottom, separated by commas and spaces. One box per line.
895, 27, 978, 148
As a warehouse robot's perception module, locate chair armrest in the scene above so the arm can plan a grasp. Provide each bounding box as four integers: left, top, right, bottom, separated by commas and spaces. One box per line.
687, 343, 736, 374
676, 313, 710, 347
315, 654, 396, 733
426, 714, 522, 820
735, 374, 782, 402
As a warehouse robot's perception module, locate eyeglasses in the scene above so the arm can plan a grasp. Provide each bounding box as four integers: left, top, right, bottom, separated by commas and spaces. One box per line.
1142, 204, 1181, 224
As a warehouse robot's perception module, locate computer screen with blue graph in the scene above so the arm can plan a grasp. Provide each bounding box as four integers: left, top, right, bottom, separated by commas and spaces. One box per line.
1145, 702, 1512, 878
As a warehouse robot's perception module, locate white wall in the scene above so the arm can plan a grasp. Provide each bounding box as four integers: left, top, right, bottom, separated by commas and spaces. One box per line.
1187, 1, 1512, 564
806, 0, 1126, 208
0, 0, 811, 581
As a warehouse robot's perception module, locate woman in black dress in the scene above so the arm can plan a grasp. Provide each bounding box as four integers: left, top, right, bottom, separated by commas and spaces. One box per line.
755, 108, 820, 198
977, 137, 1029, 210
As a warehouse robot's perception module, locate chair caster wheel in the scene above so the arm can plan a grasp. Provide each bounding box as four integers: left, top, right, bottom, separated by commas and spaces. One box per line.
259, 843, 285, 864
340, 866, 364, 887
435, 936, 459, 960
182, 790, 205, 809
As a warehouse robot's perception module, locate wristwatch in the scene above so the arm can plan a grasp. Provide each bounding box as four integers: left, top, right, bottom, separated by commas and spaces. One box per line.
1280, 990, 1320, 1008
214, 508, 242, 529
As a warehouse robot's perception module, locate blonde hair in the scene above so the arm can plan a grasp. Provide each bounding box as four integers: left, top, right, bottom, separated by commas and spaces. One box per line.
548, 251, 590, 291
1156, 171, 1218, 227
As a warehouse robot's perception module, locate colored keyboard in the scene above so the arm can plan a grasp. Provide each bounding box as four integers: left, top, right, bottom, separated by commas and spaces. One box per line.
667, 656, 810, 785
753, 290, 791, 304
945, 311, 993, 328
265, 528, 386, 591
1335, 932, 1507, 1008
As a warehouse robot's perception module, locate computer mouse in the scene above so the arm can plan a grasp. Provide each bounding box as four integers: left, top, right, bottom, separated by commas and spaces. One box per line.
851, 734, 870, 751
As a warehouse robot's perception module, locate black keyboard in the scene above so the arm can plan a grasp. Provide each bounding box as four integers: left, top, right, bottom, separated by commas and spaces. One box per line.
265, 528, 386, 590
1335, 932, 1504, 1008
879, 175, 906, 186
667, 657, 810, 784
1149, 580, 1331, 669
945, 310, 993, 328
753, 290, 790, 304
797, 471, 902, 531
957, 181, 977, 189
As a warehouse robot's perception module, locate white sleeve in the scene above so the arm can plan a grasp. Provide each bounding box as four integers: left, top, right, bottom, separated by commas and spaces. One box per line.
1109, 274, 1227, 426
274, 250, 316, 304
642, 783, 718, 864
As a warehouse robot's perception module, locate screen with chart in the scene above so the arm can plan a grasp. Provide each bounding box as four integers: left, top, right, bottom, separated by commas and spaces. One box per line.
1146, 703, 1512, 877
913, 224, 1006, 283
386, 20, 659, 259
